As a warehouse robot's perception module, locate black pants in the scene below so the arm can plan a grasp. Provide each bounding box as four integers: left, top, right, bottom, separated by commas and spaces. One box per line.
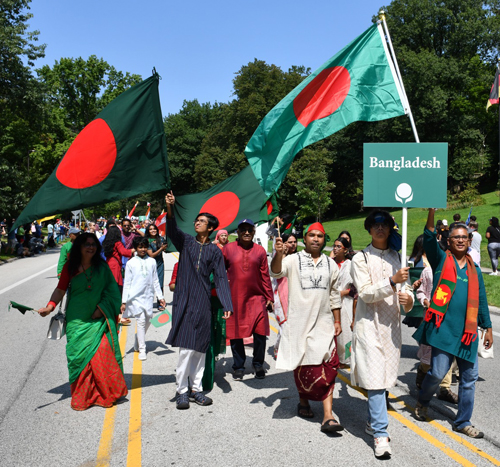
231, 334, 266, 370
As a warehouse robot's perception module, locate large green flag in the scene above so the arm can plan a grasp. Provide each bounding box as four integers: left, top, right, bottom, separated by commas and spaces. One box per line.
245, 22, 407, 196
13, 73, 169, 230
173, 165, 278, 237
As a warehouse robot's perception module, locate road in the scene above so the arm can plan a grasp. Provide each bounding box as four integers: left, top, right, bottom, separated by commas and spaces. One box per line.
1, 247, 499, 467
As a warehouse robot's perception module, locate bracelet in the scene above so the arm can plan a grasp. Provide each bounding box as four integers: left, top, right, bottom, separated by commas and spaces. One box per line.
389, 277, 396, 288
47, 301, 56, 310
334, 320, 341, 324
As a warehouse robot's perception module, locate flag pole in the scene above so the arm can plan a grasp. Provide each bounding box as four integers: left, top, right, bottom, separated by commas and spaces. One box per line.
379, 10, 421, 268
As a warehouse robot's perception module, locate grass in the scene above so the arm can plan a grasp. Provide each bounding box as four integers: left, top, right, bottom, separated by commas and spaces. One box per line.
321, 190, 500, 307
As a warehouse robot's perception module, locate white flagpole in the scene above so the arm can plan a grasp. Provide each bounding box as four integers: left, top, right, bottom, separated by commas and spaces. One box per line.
379, 10, 421, 268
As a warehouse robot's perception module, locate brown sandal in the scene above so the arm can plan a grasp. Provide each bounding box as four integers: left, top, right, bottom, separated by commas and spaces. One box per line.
297, 403, 314, 418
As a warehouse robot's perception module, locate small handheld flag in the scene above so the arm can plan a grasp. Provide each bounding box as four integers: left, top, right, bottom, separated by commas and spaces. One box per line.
9, 301, 34, 315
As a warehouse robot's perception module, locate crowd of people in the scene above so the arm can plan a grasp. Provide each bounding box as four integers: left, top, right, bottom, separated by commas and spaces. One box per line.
20, 199, 494, 460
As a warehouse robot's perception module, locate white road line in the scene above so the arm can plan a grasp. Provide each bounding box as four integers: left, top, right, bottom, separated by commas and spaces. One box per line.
0, 264, 56, 296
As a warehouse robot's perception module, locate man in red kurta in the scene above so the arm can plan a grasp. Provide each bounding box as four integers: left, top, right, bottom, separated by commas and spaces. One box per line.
223, 218, 274, 379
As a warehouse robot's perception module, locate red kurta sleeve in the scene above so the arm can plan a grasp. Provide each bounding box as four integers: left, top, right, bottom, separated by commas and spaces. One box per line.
116, 241, 133, 258
260, 249, 274, 303
169, 262, 179, 286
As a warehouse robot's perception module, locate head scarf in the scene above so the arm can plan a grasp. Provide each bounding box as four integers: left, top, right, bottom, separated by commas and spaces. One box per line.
216, 229, 228, 241
305, 222, 325, 235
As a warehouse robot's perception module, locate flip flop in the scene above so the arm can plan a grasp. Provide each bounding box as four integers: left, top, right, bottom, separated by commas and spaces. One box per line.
320, 419, 344, 433
297, 403, 314, 419
120, 318, 131, 325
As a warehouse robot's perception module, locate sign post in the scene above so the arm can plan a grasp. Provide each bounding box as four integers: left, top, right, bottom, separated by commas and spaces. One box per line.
363, 142, 448, 264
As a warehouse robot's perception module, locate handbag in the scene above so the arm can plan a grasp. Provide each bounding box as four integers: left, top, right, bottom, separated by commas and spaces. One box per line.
478, 327, 494, 359
47, 287, 69, 340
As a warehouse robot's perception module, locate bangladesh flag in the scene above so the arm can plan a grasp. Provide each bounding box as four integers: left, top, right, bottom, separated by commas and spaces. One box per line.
245, 22, 407, 196
173, 165, 278, 237
13, 73, 169, 230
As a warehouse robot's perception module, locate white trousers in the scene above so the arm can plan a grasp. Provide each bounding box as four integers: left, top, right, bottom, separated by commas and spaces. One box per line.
135, 313, 151, 353
176, 348, 205, 394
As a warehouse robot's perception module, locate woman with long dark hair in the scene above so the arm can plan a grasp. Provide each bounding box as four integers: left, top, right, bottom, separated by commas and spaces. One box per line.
146, 223, 168, 310
37, 233, 127, 410
102, 226, 134, 290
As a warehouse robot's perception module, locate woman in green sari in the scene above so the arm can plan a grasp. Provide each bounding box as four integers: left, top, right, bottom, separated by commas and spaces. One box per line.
38, 233, 128, 410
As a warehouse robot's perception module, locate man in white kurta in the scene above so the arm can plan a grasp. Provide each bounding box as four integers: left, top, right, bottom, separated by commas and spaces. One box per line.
271, 222, 343, 434
122, 239, 165, 361
351, 210, 413, 459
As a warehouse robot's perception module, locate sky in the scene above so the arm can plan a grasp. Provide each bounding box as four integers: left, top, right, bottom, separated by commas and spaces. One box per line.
27, 0, 387, 117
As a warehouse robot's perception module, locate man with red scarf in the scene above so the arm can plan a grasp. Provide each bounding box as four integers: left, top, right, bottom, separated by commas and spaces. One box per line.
271, 222, 343, 434
414, 209, 493, 438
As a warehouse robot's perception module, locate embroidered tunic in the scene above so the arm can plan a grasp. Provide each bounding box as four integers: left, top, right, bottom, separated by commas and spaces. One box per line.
351, 245, 414, 390
270, 250, 341, 371
165, 218, 233, 353
335, 260, 355, 364
223, 241, 273, 340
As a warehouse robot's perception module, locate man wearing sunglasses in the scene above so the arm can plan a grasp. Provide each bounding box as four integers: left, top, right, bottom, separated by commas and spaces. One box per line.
414, 209, 493, 439
223, 219, 274, 380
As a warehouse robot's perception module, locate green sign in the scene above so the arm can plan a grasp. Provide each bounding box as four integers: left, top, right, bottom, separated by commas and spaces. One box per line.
363, 143, 448, 208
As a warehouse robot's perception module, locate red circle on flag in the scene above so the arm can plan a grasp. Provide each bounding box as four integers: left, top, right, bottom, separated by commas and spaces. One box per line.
158, 313, 171, 324
199, 191, 240, 229
56, 118, 117, 189
266, 200, 273, 215
293, 66, 351, 127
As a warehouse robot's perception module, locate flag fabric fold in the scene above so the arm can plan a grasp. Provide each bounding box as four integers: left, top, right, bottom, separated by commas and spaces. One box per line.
487, 68, 499, 111
13, 73, 169, 230
173, 165, 278, 237
244, 22, 407, 196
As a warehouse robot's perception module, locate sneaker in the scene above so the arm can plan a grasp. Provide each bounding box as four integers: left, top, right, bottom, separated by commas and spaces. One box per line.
374, 437, 391, 459
176, 392, 190, 410
233, 369, 245, 380
489, 271, 498, 276
452, 425, 484, 438
438, 388, 458, 404
365, 421, 375, 436
414, 402, 428, 421
189, 391, 213, 406
138, 351, 147, 361
253, 364, 266, 379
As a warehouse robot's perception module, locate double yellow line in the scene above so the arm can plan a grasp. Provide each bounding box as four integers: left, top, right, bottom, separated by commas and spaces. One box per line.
96, 324, 143, 466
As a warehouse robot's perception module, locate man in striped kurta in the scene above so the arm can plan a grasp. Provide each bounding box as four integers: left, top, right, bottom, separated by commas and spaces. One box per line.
165, 192, 233, 410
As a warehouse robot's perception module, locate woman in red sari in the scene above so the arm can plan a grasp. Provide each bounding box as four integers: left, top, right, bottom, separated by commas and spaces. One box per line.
38, 233, 128, 410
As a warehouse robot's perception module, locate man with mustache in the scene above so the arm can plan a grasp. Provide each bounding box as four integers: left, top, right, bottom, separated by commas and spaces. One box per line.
223, 219, 274, 380
271, 223, 343, 434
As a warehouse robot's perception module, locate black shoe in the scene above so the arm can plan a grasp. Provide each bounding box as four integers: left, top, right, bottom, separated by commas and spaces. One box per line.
176, 392, 190, 410
233, 369, 244, 380
253, 365, 266, 379
189, 391, 213, 406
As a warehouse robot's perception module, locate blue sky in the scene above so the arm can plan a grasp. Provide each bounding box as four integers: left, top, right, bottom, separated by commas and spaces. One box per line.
28, 0, 385, 117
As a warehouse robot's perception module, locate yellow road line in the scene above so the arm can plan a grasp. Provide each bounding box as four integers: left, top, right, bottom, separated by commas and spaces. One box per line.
387, 393, 500, 466
127, 336, 142, 466
96, 325, 128, 467
170, 252, 179, 260
270, 324, 279, 334
336, 372, 484, 467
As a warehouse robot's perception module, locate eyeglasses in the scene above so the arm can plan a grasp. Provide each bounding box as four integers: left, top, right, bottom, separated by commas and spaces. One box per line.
84, 243, 96, 248
239, 227, 254, 233
449, 235, 468, 241
194, 219, 208, 225
372, 223, 390, 230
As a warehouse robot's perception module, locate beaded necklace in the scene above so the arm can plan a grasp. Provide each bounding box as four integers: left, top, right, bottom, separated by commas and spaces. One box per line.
82, 265, 93, 291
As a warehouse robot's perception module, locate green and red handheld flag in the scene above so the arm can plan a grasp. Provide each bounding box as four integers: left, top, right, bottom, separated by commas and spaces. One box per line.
245, 22, 407, 196
13, 72, 169, 230
486, 68, 499, 111
173, 165, 278, 237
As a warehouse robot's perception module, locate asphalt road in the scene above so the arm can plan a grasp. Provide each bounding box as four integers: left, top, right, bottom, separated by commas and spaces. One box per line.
1, 247, 499, 467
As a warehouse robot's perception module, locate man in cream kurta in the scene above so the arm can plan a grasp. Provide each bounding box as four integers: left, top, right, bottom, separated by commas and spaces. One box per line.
271, 222, 343, 434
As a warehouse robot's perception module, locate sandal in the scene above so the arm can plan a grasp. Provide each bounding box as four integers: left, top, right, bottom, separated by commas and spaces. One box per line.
297, 403, 314, 419
120, 318, 131, 325
320, 419, 344, 433
452, 425, 484, 438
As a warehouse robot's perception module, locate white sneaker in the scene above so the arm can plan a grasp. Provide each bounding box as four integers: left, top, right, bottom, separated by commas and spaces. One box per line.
365, 421, 374, 436
138, 351, 147, 361
374, 437, 391, 459
489, 271, 498, 276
